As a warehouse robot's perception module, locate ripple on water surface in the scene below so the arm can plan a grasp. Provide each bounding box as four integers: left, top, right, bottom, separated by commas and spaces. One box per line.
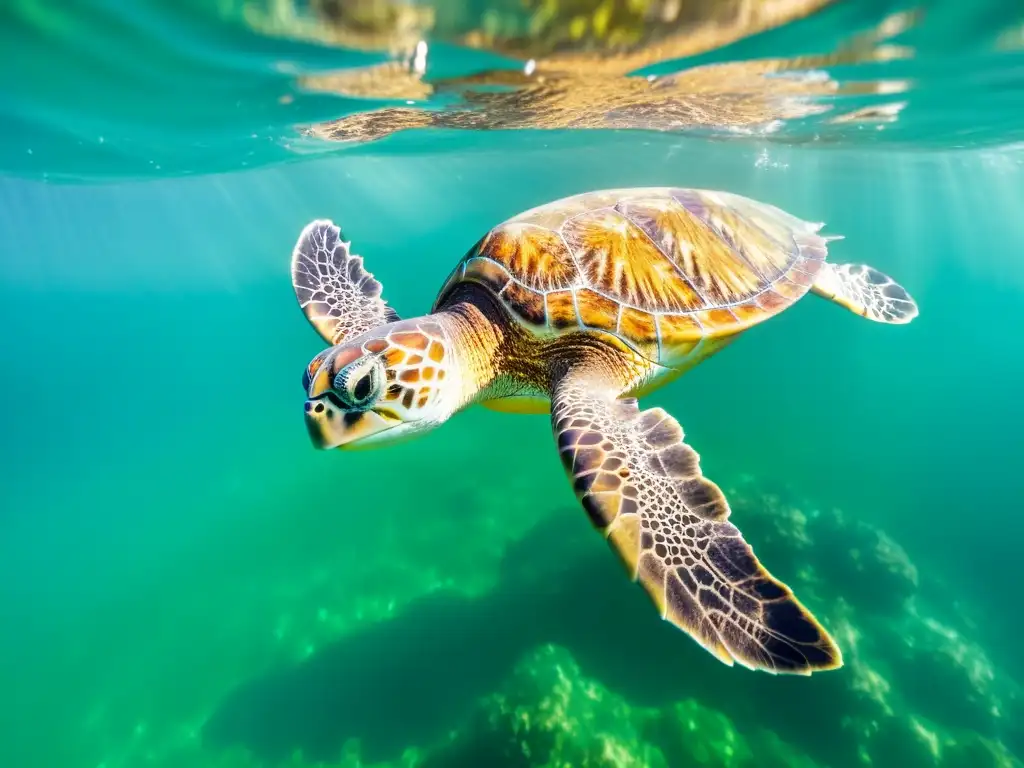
1, 0, 1023, 180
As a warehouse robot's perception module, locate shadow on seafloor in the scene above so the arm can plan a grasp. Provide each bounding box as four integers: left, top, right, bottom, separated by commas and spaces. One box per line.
201, 496, 995, 768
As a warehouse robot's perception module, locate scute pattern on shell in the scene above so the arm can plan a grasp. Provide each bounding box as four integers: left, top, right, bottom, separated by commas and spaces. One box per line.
433, 187, 830, 365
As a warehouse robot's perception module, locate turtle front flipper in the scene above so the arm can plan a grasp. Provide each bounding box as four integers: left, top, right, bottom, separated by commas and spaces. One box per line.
549, 364, 842, 674
291, 219, 401, 345
811, 262, 918, 324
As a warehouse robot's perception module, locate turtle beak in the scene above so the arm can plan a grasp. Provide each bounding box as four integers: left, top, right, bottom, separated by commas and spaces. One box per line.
303, 400, 397, 450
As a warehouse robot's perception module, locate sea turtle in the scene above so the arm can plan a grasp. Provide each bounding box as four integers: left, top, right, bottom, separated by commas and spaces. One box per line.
291, 187, 918, 674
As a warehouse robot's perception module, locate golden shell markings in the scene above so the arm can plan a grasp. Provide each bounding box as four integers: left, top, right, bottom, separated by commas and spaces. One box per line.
438, 188, 828, 366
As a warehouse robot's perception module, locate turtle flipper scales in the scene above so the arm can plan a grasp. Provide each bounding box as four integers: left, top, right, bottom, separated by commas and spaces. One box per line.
549, 364, 842, 674
811, 261, 918, 324
291, 219, 400, 345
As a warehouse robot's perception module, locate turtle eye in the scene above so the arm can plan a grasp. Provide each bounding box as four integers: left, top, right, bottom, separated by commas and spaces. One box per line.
333, 358, 382, 408
352, 371, 373, 401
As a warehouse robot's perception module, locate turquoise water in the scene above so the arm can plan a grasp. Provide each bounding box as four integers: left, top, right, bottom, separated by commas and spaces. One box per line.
1, 1, 1024, 767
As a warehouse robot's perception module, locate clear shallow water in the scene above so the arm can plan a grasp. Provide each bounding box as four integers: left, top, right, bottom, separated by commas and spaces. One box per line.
1, 2, 1024, 768
1, 0, 1022, 181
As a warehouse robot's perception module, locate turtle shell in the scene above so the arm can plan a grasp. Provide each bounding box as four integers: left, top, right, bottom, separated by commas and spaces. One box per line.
432, 187, 830, 366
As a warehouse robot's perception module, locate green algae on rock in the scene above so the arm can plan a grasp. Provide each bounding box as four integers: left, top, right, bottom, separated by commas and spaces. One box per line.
78, 475, 1024, 768
421, 644, 813, 768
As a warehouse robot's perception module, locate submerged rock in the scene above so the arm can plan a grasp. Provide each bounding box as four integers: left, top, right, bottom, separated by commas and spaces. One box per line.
427, 644, 660, 768
421, 643, 817, 768
722, 476, 1021, 768
122, 471, 1024, 768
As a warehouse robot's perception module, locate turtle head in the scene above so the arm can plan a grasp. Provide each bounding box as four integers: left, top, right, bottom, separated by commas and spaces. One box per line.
301, 323, 458, 451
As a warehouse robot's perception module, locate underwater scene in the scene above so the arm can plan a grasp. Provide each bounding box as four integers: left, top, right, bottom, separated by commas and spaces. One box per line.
2, 1, 1024, 766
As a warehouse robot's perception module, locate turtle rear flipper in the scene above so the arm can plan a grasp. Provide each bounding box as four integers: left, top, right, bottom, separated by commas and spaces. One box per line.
291, 219, 400, 345
549, 361, 843, 675
811, 262, 918, 324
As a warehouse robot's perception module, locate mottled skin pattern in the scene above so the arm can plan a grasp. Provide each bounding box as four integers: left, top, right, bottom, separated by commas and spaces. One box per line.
302, 315, 460, 449
292, 220, 399, 344
291, 187, 920, 674
551, 361, 839, 671
810, 262, 919, 323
